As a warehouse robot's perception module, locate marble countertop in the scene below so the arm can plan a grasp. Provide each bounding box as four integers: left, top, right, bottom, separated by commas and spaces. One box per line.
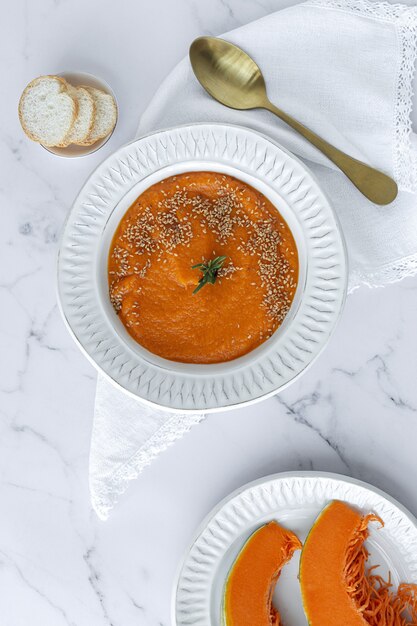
2, 0, 417, 624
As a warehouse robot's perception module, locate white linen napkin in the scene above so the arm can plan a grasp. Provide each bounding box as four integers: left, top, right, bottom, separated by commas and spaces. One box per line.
90, 0, 417, 520
90, 377, 203, 518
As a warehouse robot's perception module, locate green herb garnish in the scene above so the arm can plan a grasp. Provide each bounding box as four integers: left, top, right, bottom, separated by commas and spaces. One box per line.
192, 256, 227, 294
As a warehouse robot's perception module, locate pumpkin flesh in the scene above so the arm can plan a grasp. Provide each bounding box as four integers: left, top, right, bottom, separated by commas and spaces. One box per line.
300, 500, 417, 626
223, 521, 302, 626
300, 500, 368, 626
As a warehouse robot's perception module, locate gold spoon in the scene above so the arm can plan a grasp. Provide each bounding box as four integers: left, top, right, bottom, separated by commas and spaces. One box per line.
189, 36, 398, 205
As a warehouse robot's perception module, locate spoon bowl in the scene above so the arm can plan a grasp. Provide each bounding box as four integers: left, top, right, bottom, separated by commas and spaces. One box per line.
190, 37, 267, 110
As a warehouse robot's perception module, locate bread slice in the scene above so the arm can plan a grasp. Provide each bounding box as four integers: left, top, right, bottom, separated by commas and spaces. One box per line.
18, 76, 77, 146
77, 86, 117, 146
57, 86, 95, 147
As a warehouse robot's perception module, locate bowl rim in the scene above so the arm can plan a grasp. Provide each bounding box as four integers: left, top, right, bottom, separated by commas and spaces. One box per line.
57, 122, 348, 413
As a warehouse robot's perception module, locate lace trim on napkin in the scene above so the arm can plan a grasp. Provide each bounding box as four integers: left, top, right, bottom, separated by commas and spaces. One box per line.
305, 0, 417, 193
90, 411, 204, 520
348, 249, 417, 292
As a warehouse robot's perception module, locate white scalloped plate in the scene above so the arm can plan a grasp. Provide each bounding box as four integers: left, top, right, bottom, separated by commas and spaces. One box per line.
174, 472, 417, 626
58, 123, 347, 412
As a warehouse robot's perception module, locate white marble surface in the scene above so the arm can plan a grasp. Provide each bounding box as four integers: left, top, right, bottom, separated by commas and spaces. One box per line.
1, 0, 417, 624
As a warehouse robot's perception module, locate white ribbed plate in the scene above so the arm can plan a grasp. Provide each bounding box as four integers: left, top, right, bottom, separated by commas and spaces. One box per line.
58, 123, 347, 412
174, 472, 417, 626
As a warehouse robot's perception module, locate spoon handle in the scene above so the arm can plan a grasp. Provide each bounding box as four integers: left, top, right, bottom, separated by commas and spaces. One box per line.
264, 101, 397, 205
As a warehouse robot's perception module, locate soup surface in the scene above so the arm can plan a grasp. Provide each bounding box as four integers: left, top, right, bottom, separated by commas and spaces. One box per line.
108, 172, 298, 363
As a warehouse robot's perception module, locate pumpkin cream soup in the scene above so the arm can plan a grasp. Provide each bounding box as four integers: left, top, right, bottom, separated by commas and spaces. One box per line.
108, 172, 298, 364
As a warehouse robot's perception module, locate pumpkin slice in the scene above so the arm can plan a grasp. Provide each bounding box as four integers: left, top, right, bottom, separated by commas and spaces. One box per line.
300, 500, 417, 626
223, 521, 302, 626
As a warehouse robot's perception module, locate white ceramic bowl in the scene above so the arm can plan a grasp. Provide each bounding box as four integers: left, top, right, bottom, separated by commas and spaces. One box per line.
58, 123, 347, 412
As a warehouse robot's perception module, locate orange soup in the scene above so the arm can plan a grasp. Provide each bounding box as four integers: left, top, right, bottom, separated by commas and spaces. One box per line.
108, 172, 298, 363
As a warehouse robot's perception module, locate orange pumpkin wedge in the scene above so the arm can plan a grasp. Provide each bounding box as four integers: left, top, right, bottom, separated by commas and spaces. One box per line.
300, 500, 417, 626
223, 521, 302, 626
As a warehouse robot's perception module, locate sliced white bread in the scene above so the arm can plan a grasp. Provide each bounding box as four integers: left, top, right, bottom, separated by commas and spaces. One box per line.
18, 76, 77, 146
78, 86, 117, 146
57, 86, 95, 147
